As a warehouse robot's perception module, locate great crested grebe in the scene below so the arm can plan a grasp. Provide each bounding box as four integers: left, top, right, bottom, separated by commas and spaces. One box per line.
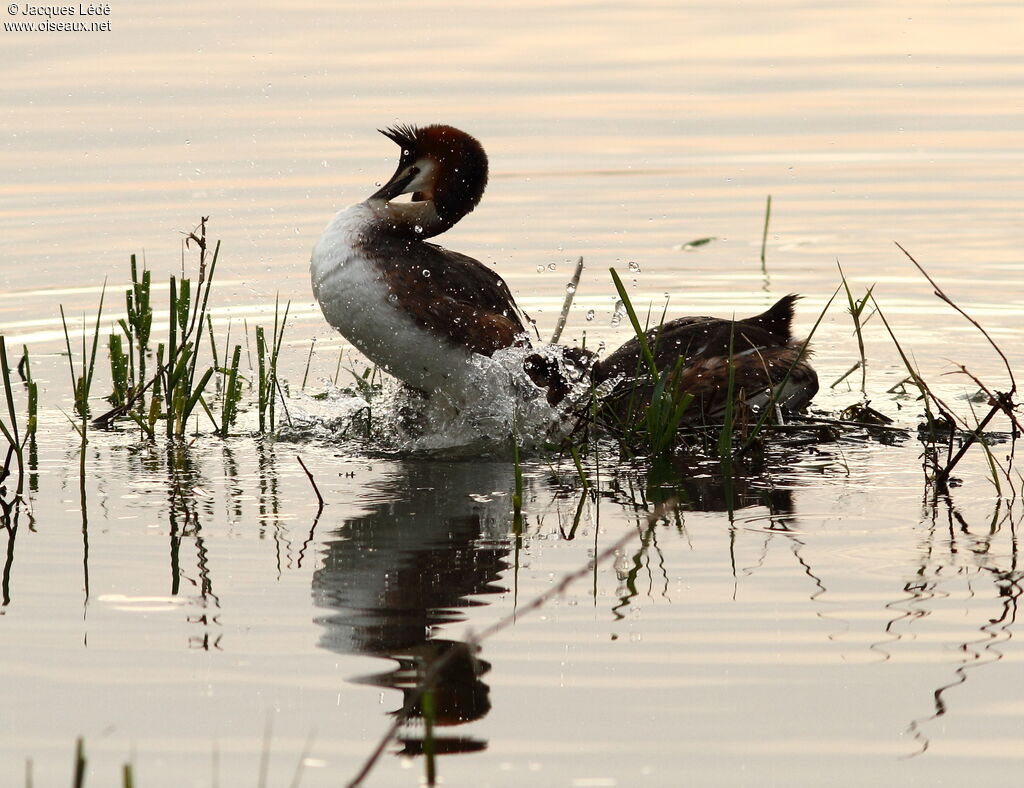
592, 294, 818, 425
311, 124, 530, 401
311, 123, 818, 423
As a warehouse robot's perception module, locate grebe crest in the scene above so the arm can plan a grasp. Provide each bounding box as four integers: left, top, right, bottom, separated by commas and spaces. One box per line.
371, 124, 489, 238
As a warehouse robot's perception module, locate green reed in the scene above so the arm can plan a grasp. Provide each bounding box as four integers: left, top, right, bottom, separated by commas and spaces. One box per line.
831, 263, 874, 393
610, 268, 657, 377
301, 338, 315, 391
162, 266, 217, 438
72, 737, 85, 788
60, 284, 107, 469
716, 322, 737, 461
0, 337, 28, 497
61, 283, 106, 422
869, 295, 938, 422
760, 194, 772, 267
255, 296, 291, 433
512, 438, 524, 514
568, 444, 589, 490
333, 348, 345, 386
19, 346, 38, 444
39, 739, 137, 788
89, 218, 269, 440
219, 344, 243, 438
967, 398, 1003, 495
605, 268, 694, 458
122, 254, 153, 401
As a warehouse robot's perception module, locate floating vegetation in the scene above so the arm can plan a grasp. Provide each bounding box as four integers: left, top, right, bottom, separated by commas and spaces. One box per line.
674, 236, 717, 251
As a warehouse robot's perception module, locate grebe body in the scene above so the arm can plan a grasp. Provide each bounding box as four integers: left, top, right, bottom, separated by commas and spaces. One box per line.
311, 125, 528, 401
594, 295, 818, 424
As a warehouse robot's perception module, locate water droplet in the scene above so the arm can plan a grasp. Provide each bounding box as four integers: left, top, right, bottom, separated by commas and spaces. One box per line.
388, 294, 398, 304
565, 282, 576, 294
628, 261, 641, 272
610, 299, 624, 327
184, 139, 191, 146
421, 269, 431, 278
414, 225, 423, 234
536, 265, 545, 273
321, 160, 328, 168
585, 309, 595, 321
547, 263, 556, 271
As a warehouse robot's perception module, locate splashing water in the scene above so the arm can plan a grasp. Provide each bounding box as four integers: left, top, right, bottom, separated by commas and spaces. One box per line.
280, 345, 595, 458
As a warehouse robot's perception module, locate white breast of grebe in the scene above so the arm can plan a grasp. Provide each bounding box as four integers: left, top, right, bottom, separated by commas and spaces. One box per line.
311, 203, 482, 399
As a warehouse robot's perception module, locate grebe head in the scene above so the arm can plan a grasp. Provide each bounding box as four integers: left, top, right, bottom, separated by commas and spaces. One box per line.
368, 124, 489, 239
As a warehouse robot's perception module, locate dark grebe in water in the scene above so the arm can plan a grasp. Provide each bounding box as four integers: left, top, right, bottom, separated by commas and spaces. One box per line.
593, 294, 818, 425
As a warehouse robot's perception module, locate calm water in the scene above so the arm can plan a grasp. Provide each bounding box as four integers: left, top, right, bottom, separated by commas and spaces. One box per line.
3, 0, 1024, 785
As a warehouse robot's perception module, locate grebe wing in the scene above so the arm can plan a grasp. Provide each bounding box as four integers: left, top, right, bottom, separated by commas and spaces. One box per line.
383, 245, 528, 356
594, 295, 800, 383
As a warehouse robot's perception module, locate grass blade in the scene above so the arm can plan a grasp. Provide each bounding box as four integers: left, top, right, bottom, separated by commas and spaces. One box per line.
760, 194, 772, 266
609, 268, 658, 379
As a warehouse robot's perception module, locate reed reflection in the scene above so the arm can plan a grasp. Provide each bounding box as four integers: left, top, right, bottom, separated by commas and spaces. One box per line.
161, 442, 222, 651
611, 451, 801, 519
611, 456, 804, 618
896, 496, 1023, 754
312, 461, 513, 757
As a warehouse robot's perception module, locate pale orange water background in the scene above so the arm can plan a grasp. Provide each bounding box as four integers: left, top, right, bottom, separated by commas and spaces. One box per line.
2, 1, 1024, 786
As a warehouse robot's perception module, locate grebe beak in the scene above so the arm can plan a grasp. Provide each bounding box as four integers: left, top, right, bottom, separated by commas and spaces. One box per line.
370, 164, 421, 202
370, 156, 436, 203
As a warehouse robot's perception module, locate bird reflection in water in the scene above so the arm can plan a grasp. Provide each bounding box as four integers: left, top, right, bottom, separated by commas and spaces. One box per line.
609, 454, 806, 618
311, 461, 514, 758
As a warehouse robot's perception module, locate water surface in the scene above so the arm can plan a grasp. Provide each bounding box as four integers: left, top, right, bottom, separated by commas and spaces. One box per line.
2, 1, 1024, 785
